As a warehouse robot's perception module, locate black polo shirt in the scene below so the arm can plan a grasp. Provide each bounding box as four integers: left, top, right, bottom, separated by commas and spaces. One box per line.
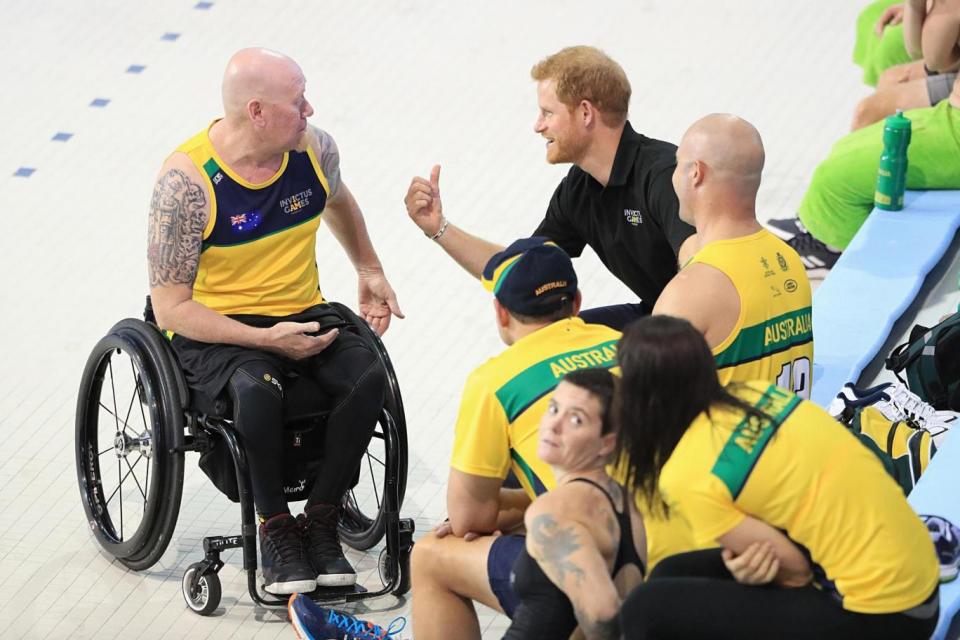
533, 121, 694, 306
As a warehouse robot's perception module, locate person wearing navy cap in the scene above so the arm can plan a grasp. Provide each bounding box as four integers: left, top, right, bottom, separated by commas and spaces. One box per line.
410, 237, 622, 640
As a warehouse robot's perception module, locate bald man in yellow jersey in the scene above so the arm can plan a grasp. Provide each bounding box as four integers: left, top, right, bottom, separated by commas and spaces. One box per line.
655, 114, 813, 395
147, 48, 402, 595
618, 114, 814, 571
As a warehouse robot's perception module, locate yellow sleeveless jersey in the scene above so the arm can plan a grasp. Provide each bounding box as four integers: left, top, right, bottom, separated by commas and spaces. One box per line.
175, 123, 331, 316
450, 318, 620, 500
659, 381, 938, 614
689, 229, 814, 398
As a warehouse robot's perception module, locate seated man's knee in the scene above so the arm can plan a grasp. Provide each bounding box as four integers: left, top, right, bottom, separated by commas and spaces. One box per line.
319, 333, 385, 396
412, 531, 446, 579
228, 361, 285, 423
877, 61, 925, 89
877, 63, 908, 89
852, 94, 883, 130
357, 356, 387, 401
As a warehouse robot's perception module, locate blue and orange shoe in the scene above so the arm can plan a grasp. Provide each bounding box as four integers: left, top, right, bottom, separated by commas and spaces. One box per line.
288, 593, 407, 640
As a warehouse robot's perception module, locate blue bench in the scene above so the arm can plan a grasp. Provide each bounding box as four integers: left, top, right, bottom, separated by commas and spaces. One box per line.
809, 189, 960, 639
810, 190, 960, 408
909, 433, 960, 640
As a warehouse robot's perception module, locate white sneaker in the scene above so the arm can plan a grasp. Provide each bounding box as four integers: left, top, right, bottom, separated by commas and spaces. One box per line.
836, 381, 957, 447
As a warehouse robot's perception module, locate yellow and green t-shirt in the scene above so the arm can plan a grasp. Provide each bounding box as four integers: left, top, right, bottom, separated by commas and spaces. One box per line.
689, 229, 813, 397
659, 381, 938, 614
450, 318, 620, 500
174, 122, 331, 316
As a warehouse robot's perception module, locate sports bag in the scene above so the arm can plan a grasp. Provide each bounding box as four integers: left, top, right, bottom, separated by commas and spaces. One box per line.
886, 310, 960, 411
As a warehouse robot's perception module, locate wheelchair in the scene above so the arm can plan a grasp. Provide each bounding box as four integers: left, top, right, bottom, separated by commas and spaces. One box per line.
75, 299, 414, 615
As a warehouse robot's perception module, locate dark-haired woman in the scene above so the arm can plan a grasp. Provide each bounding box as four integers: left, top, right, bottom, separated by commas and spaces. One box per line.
615, 315, 939, 640
504, 368, 646, 640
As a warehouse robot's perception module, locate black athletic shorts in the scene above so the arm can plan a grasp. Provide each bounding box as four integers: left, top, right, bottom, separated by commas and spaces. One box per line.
170, 303, 350, 399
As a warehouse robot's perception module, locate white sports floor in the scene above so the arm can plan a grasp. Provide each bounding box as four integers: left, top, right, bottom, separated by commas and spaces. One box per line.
2, 1, 957, 638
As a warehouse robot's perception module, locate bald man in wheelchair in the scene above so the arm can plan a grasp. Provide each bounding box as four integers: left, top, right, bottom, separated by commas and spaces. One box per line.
147, 47, 402, 595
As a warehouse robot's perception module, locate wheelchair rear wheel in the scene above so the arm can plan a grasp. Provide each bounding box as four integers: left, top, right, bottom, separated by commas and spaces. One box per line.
329, 303, 409, 552
75, 320, 184, 570
339, 408, 406, 551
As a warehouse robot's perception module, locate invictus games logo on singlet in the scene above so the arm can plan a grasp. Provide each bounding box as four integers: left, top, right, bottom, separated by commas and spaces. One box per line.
281, 188, 313, 214
623, 209, 643, 226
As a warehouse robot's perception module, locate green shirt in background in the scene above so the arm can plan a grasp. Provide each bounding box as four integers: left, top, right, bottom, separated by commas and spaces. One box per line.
799, 100, 960, 249
853, 0, 915, 87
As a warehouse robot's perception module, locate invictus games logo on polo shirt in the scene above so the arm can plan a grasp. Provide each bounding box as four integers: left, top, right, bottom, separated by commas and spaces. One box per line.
281, 188, 313, 214
623, 209, 643, 226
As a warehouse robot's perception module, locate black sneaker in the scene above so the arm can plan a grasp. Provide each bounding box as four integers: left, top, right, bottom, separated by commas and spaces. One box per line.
766, 216, 806, 240
300, 504, 357, 587
786, 231, 841, 279
260, 513, 318, 595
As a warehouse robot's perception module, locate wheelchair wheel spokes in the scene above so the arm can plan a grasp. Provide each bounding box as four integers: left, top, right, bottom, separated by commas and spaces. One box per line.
77, 336, 163, 559
339, 420, 388, 550
100, 348, 155, 544
103, 452, 151, 538
349, 421, 386, 516
76, 319, 185, 571
339, 410, 405, 551
365, 449, 382, 510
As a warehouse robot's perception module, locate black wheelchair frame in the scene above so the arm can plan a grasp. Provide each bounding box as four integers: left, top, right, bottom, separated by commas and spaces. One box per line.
75, 299, 414, 615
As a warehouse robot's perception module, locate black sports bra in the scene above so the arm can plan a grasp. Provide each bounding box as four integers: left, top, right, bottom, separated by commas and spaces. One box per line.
503, 478, 645, 640
567, 477, 645, 577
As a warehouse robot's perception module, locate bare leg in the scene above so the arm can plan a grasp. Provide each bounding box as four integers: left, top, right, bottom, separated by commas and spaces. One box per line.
851, 76, 931, 130
876, 60, 927, 90
411, 532, 503, 640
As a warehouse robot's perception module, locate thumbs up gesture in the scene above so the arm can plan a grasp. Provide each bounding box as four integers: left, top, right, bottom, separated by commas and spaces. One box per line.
404, 164, 445, 237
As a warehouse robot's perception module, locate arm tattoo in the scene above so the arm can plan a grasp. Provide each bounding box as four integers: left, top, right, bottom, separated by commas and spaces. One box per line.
529, 514, 585, 586
606, 510, 618, 541
147, 168, 207, 287
574, 610, 621, 640
315, 128, 341, 198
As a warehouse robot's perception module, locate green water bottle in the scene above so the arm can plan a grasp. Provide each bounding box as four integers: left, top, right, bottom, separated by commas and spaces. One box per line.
874, 110, 911, 211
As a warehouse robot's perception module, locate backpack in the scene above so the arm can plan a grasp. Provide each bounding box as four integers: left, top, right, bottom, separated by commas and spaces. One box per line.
838, 404, 934, 496
886, 310, 960, 412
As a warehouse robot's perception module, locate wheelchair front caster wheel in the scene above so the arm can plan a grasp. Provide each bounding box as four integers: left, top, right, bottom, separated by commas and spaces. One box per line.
182, 562, 221, 615
378, 547, 411, 596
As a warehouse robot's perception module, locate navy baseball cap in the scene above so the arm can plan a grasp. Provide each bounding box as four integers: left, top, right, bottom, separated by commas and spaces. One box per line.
481, 237, 578, 316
